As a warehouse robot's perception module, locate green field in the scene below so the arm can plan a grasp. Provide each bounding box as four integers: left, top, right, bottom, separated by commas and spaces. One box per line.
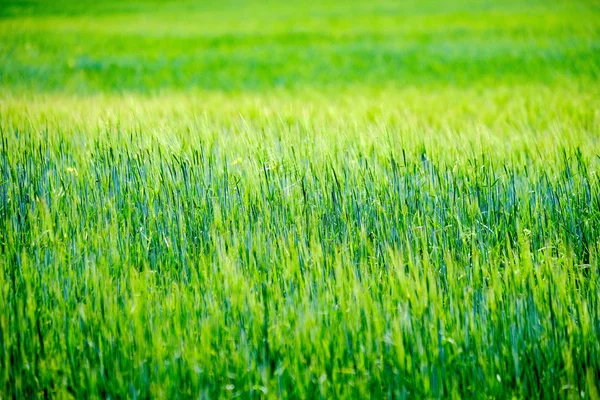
1, 0, 600, 398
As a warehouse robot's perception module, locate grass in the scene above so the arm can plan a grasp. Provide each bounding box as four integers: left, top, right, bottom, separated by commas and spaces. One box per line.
1, 0, 600, 398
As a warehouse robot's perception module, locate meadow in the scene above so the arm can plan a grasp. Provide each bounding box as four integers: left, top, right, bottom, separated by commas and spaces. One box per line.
1, 0, 600, 398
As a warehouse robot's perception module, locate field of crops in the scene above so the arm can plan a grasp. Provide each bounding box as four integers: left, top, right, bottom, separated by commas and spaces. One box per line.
1, 0, 600, 398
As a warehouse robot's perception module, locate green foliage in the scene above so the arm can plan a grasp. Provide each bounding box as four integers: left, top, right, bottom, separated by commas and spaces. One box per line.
1, 0, 600, 398
1, 0, 599, 93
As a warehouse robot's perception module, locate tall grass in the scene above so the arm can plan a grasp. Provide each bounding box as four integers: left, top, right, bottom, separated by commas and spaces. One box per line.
1, 91, 600, 398
1, 0, 600, 397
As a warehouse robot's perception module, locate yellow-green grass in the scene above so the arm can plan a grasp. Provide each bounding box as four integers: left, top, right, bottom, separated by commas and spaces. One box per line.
1, 0, 600, 398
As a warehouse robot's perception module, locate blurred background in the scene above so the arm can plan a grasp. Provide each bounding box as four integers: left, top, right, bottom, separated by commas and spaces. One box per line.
1, 0, 598, 95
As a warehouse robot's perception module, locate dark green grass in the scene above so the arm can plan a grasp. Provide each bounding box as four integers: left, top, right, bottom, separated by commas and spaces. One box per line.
2, 122, 600, 398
